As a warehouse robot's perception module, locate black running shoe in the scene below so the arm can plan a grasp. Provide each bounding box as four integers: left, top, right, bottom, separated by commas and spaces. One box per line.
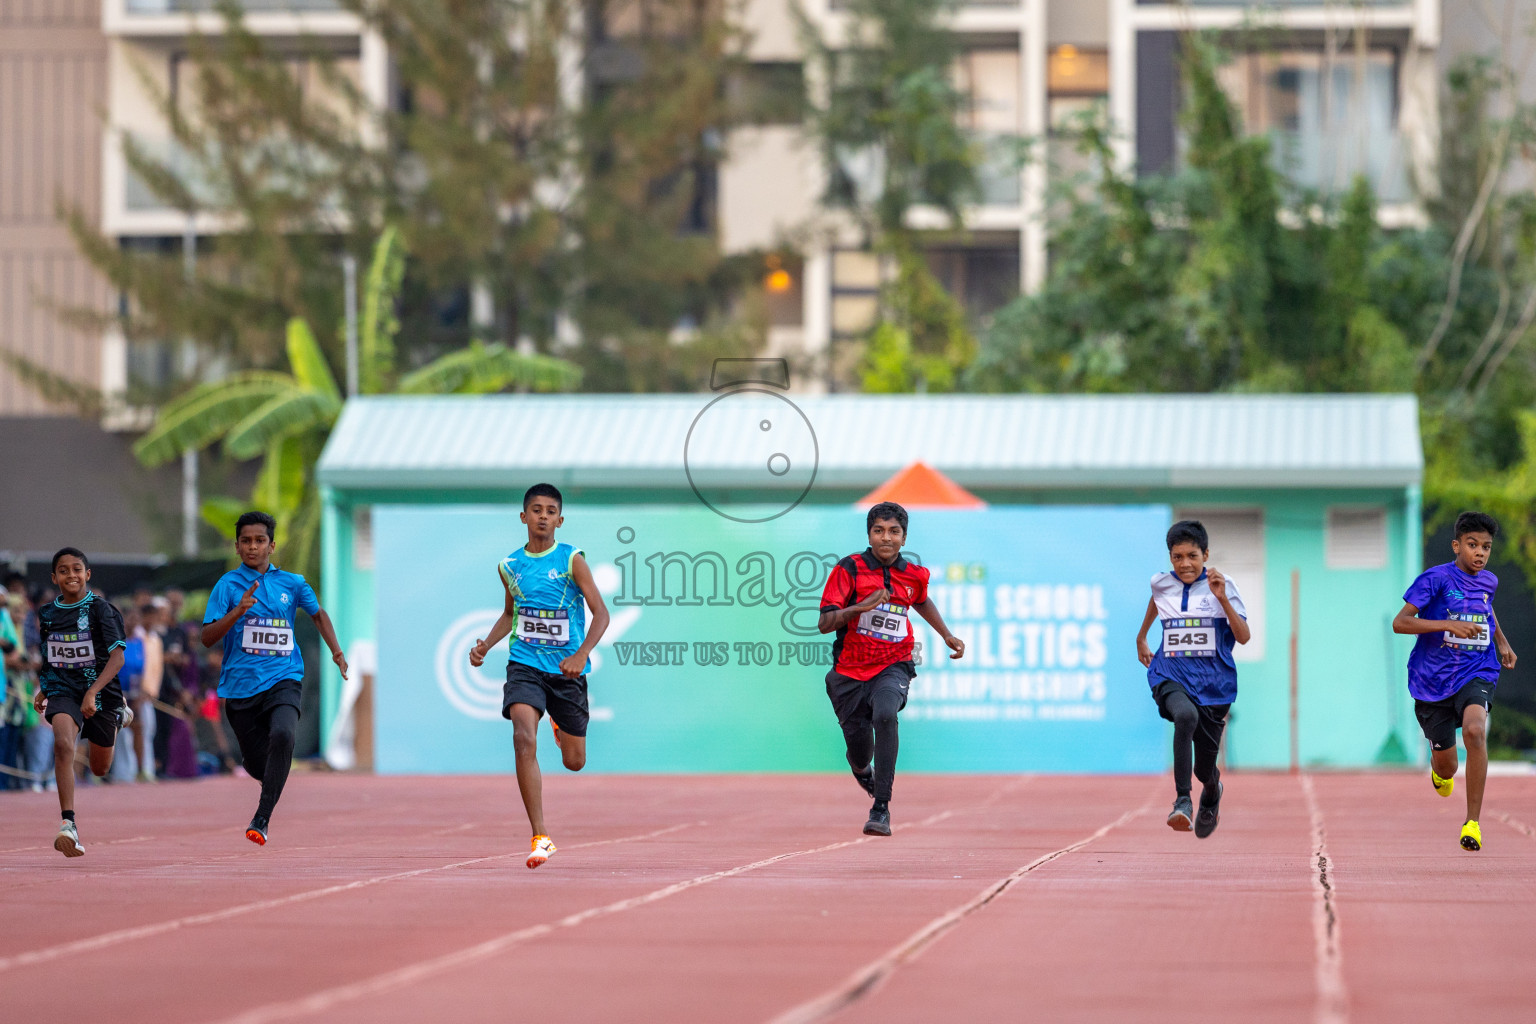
1166, 795, 1194, 832
1195, 781, 1222, 839
246, 815, 269, 846
863, 805, 892, 837
850, 763, 876, 797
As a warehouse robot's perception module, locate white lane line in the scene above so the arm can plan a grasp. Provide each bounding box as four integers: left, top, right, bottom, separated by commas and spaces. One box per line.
1496, 812, 1536, 839
0, 821, 698, 974
766, 797, 1152, 1024
1301, 774, 1349, 1024
210, 804, 975, 1024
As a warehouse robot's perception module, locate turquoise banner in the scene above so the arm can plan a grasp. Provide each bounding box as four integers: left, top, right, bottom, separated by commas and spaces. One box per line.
373, 504, 1171, 773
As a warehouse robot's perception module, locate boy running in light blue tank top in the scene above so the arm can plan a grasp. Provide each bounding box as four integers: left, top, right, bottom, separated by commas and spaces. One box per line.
470, 484, 610, 869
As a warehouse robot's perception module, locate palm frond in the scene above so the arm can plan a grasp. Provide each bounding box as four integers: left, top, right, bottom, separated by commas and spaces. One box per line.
397, 341, 583, 395
252, 435, 309, 519
360, 225, 406, 394
286, 317, 341, 402
200, 496, 248, 541
133, 372, 295, 466
224, 388, 340, 460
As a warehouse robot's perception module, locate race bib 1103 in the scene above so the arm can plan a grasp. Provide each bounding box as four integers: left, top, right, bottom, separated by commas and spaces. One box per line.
241, 618, 295, 657
47, 631, 95, 667
516, 608, 571, 648
1445, 613, 1492, 651
1161, 617, 1217, 658
856, 603, 910, 643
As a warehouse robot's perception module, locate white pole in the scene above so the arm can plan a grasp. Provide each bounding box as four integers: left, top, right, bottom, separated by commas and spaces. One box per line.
181, 215, 199, 559
343, 254, 359, 397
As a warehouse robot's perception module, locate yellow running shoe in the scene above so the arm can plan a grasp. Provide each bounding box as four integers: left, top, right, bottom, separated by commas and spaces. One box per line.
527, 834, 556, 869
1460, 820, 1482, 851
1431, 770, 1454, 798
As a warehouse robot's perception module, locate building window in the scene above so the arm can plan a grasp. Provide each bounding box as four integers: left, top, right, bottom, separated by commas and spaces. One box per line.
1047, 46, 1110, 183
830, 249, 882, 339
1214, 49, 1407, 202
955, 48, 1022, 205
353, 506, 374, 570
925, 244, 1020, 324
1325, 506, 1387, 570
1174, 507, 1266, 662
730, 63, 804, 126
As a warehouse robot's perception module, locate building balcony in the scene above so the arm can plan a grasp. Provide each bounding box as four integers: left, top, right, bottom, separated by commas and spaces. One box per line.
105, 0, 362, 38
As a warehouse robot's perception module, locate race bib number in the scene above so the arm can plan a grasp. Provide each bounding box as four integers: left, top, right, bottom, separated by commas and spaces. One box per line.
241, 618, 295, 657
1162, 617, 1217, 658
1445, 613, 1492, 651
516, 608, 570, 648
856, 603, 910, 643
47, 631, 96, 667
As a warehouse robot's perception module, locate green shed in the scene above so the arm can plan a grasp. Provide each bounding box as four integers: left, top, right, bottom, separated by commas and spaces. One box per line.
316, 392, 1423, 770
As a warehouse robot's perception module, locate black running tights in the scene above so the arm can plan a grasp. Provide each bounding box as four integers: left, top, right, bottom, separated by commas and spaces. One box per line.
233, 703, 299, 820
1163, 686, 1225, 800
842, 685, 903, 803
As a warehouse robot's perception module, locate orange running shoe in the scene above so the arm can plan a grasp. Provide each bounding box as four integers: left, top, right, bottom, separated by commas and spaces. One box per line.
552, 720, 563, 750
527, 834, 556, 869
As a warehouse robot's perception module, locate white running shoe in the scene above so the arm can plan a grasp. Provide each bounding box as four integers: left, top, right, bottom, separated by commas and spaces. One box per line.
527, 834, 556, 869
118, 702, 135, 729
54, 820, 84, 858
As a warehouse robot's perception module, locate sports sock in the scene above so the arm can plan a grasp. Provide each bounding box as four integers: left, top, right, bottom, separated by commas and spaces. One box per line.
871, 799, 888, 814
62, 810, 75, 823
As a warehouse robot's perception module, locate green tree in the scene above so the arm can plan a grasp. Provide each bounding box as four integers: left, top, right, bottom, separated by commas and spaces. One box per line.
799, 0, 982, 391
129, 229, 580, 578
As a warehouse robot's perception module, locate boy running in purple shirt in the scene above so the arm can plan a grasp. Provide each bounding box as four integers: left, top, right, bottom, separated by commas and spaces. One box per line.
1392, 511, 1518, 851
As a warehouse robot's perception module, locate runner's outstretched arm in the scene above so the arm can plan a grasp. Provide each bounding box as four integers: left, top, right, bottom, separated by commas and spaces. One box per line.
558, 554, 610, 678
912, 600, 964, 660
308, 608, 349, 679
470, 572, 519, 667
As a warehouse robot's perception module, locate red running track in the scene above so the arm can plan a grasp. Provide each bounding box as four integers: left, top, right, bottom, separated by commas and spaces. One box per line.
1, 772, 1534, 1023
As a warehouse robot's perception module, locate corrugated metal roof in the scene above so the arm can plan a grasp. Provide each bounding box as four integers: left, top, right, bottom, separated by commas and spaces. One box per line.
317, 393, 1423, 491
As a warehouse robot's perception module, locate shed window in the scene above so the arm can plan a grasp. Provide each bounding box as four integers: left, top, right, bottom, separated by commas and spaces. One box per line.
1325, 506, 1387, 570
353, 507, 374, 570
1175, 508, 1265, 662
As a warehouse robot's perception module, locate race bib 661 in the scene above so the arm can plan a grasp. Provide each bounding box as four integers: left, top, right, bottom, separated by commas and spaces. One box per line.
856, 603, 910, 643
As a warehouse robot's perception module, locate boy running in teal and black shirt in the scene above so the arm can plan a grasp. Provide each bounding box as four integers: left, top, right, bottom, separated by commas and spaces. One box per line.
470, 484, 610, 869
33, 548, 131, 857
1393, 511, 1517, 851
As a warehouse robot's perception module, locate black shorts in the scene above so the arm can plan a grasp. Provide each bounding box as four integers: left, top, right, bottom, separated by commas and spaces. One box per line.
1151, 679, 1231, 727
503, 662, 589, 737
224, 679, 304, 754
825, 661, 915, 728
1415, 678, 1495, 751
44, 686, 128, 747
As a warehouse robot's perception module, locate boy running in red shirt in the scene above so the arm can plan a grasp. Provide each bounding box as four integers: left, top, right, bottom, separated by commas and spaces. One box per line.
819, 502, 964, 836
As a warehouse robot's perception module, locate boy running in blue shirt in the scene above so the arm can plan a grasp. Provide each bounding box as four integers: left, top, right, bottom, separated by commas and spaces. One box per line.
469, 484, 610, 869
1136, 520, 1250, 837
201, 511, 348, 845
32, 548, 132, 857
1392, 511, 1517, 851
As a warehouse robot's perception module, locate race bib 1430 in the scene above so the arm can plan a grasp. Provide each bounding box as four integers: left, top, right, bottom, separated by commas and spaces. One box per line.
47, 631, 96, 667
516, 608, 570, 647
856, 603, 910, 643
1162, 617, 1217, 658
241, 618, 295, 657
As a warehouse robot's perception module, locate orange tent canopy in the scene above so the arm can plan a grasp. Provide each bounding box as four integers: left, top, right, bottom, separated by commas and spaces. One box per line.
857, 461, 986, 508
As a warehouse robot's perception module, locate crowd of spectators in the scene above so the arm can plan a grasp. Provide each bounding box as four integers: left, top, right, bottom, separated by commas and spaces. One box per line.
0, 574, 240, 792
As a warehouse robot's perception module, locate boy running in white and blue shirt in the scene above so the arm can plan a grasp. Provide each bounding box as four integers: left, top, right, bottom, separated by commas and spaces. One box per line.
1136, 520, 1250, 837
1392, 511, 1517, 852
201, 511, 348, 846
470, 484, 610, 869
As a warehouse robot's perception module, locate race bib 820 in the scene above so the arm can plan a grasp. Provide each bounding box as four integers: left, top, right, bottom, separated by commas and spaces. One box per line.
516, 608, 570, 648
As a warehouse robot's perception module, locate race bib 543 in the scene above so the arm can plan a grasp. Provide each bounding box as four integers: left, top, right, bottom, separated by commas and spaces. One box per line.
1162, 617, 1217, 658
